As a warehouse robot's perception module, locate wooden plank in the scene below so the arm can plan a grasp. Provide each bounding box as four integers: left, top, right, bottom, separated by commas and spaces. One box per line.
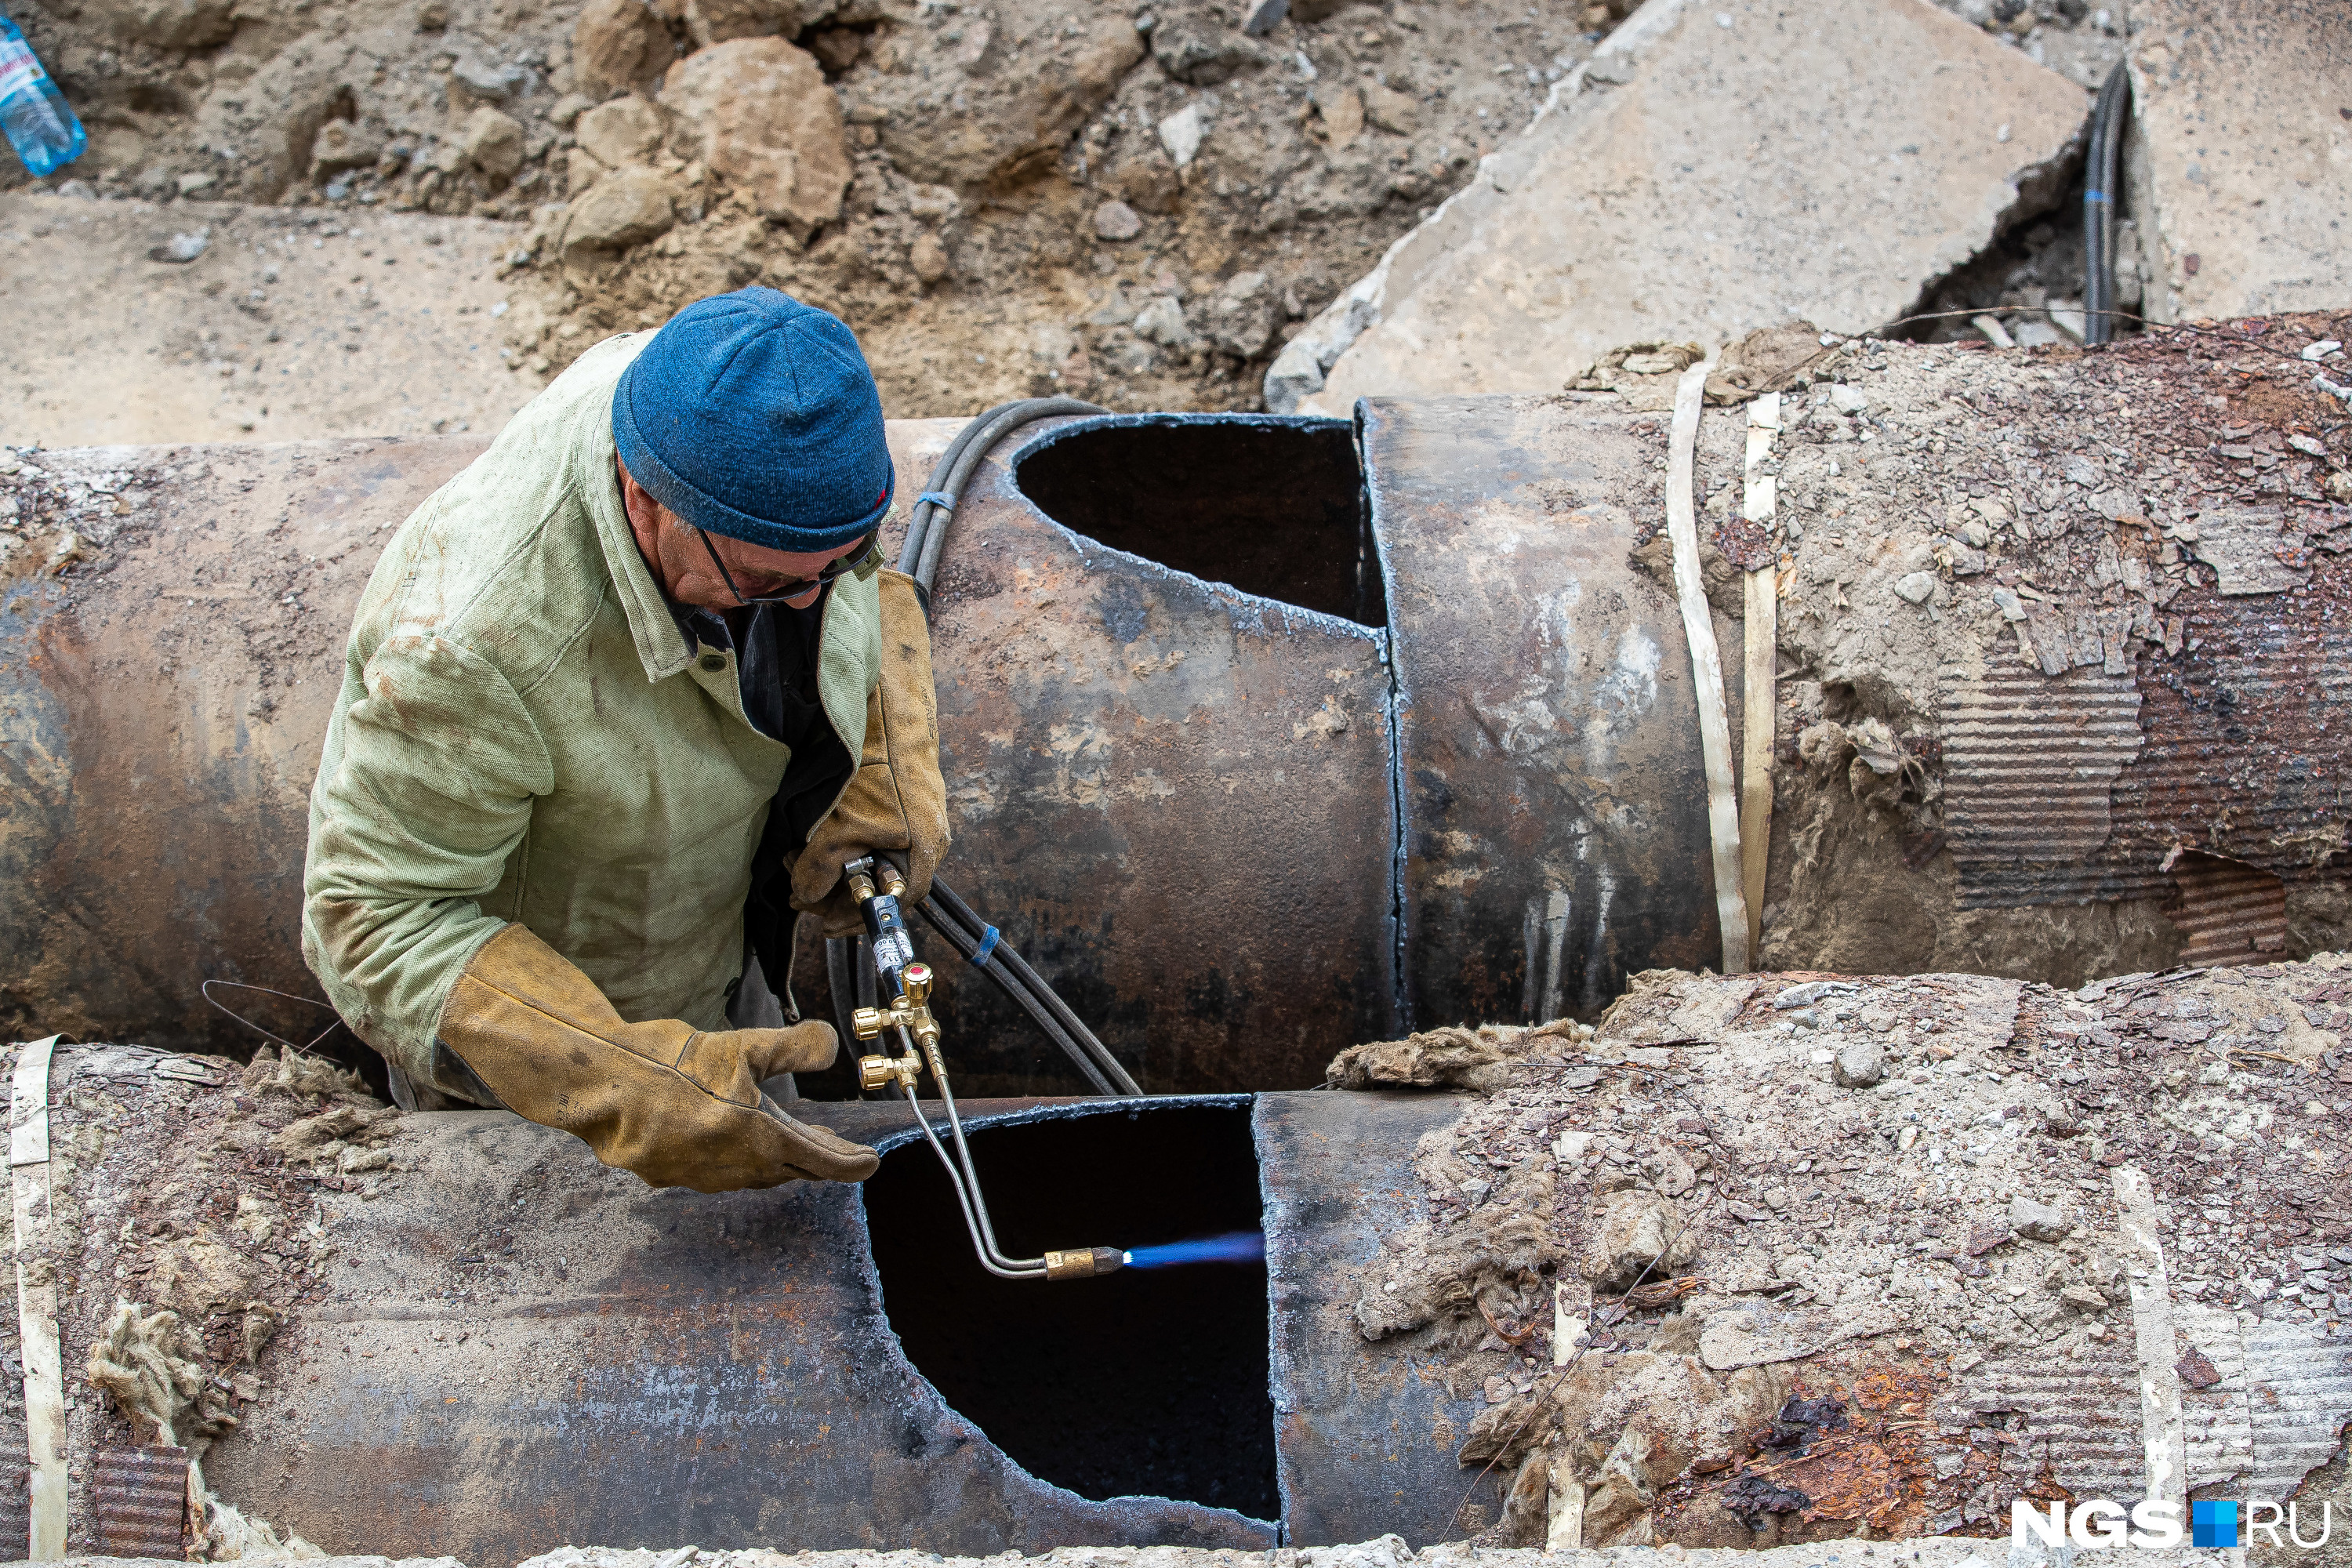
1740, 394, 1782, 963
8, 1036, 64, 1562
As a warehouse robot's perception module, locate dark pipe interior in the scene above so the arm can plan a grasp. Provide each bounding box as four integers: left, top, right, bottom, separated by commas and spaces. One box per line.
861, 1102, 1278, 1519
1013, 417, 1384, 628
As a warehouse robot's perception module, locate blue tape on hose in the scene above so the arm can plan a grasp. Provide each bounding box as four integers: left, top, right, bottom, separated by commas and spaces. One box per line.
2084, 188, 2108, 202
917, 490, 957, 512
971, 924, 1001, 968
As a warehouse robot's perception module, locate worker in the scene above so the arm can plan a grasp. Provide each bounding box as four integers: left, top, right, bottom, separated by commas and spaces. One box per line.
300, 288, 949, 1193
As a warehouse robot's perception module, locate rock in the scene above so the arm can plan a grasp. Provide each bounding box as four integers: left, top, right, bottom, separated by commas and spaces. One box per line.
1832, 1038, 1886, 1088
575, 95, 665, 167
561, 165, 677, 254
1151, 11, 1271, 85
661, 38, 851, 233
1362, 82, 1419, 135
84, 0, 236, 49
1313, 84, 1364, 151
877, 13, 1143, 189
575, 0, 675, 98
1892, 572, 1936, 604
147, 228, 210, 264
1091, 199, 1143, 241
2060, 1284, 2110, 1314
909, 233, 949, 284
1158, 103, 1204, 169
547, 93, 596, 129
1772, 980, 1853, 1009
1583, 1191, 1698, 1290
459, 107, 527, 183
1285, 0, 2086, 412
1827, 383, 1870, 415
1133, 295, 1192, 348
310, 118, 383, 176
2126, 0, 2352, 324
1202, 270, 1273, 356
682, 0, 803, 49
1642, 1143, 1696, 1199
1240, 0, 1288, 34
450, 55, 528, 108
2009, 1195, 2072, 1243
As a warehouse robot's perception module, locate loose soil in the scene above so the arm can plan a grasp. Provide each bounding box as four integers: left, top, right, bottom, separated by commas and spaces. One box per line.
5, 0, 2121, 430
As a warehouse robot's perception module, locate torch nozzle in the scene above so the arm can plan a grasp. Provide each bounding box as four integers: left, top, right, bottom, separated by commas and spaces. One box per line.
1040, 1246, 1127, 1282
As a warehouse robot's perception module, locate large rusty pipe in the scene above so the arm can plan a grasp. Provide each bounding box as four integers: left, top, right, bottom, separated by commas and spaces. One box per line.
3, 317, 2347, 1089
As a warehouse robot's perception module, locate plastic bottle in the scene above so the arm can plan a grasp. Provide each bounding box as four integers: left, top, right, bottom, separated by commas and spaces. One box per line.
0, 13, 85, 179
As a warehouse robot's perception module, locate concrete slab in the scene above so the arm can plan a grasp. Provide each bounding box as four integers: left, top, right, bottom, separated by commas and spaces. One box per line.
1268, 0, 2089, 415
2122, 0, 2352, 324
0, 194, 543, 447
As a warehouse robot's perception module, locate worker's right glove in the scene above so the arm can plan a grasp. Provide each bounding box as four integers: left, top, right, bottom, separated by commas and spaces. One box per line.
793, 568, 952, 936
433, 924, 880, 1192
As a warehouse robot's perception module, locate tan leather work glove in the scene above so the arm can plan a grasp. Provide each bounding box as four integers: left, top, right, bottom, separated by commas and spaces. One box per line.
434, 924, 880, 1192
793, 568, 951, 936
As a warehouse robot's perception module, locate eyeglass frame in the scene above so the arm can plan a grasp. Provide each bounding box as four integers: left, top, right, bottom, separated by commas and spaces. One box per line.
695, 526, 880, 607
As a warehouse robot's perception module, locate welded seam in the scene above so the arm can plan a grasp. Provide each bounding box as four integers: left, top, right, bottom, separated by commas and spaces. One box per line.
1356, 404, 1413, 1036
1380, 625, 1409, 1035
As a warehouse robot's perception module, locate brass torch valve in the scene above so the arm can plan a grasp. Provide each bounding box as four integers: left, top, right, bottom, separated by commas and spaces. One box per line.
854, 961, 942, 1091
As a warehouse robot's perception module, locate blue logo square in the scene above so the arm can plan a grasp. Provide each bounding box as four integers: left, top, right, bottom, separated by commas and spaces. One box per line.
2192, 1500, 2238, 1548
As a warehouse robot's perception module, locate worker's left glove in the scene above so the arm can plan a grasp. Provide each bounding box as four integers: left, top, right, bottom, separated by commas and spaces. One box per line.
793, 568, 950, 936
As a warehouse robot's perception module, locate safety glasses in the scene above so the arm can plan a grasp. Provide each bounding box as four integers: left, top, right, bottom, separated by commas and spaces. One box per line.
695, 527, 878, 607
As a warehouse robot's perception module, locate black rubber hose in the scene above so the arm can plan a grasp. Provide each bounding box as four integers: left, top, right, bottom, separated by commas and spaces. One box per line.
825, 395, 1138, 1099
898, 397, 1107, 597
929, 878, 1142, 1096
913, 894, 1120, 1096
2084, 62, 2129, 347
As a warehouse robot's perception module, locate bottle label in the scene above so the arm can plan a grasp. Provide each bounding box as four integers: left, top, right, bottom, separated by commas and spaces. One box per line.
0, 36, 45, 99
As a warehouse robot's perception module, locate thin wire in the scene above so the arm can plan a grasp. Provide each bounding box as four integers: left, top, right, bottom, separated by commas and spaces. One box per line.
200, 980, 343, 1054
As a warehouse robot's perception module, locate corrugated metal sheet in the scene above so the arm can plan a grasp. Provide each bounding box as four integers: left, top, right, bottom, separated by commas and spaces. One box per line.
89, 1444, 187, 1559
2165, 852, 2290, 968
1944, 1332, 2147, 1501
1939, 655, 2154, 907
2115, 600, 2352, 891
2175, 1298, 2258, 1491
2245, 1317, 2352, 1502
2172, 1301, 2352, 1500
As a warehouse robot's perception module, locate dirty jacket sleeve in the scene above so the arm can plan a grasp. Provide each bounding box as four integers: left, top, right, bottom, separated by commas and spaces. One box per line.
303, 630, 555, 1080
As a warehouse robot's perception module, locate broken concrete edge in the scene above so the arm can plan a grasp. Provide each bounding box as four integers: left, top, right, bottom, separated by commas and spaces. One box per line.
1262, 0, 1695, 414
1270, 0, 2093, 416
0, 1543, 2200, 1568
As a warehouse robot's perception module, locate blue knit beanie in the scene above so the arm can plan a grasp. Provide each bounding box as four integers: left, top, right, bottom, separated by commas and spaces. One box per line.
612, 288, 893, 552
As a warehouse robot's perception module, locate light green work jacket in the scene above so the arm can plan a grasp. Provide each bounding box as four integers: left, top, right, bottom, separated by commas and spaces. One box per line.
301, 332, 884, 1094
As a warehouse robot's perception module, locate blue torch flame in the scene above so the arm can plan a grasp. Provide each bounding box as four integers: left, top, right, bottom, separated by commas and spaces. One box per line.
1120, 1231, 1267, 1269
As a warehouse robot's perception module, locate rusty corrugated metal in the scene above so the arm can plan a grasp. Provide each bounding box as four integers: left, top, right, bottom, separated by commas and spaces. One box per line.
1939, 656, 2148, 906
1940, 1334, 2146, 1510
89, 1444, 187, 1558
2165, 851, 2290, 967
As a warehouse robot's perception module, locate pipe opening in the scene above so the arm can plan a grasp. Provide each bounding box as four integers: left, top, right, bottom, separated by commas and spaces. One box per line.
861, 1101, 1277, 1520
1013, 416, 1384, 627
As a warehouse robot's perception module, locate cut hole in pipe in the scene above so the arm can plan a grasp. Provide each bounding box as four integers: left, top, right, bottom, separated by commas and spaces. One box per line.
1013, 416, 1383, 627
861, 1101, 1277, 1520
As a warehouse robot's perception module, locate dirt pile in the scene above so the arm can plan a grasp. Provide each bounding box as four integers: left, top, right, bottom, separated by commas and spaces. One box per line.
10, 0, 2122, 420
1334, 961, 2352, 1549
0, 1039, 407, 1557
